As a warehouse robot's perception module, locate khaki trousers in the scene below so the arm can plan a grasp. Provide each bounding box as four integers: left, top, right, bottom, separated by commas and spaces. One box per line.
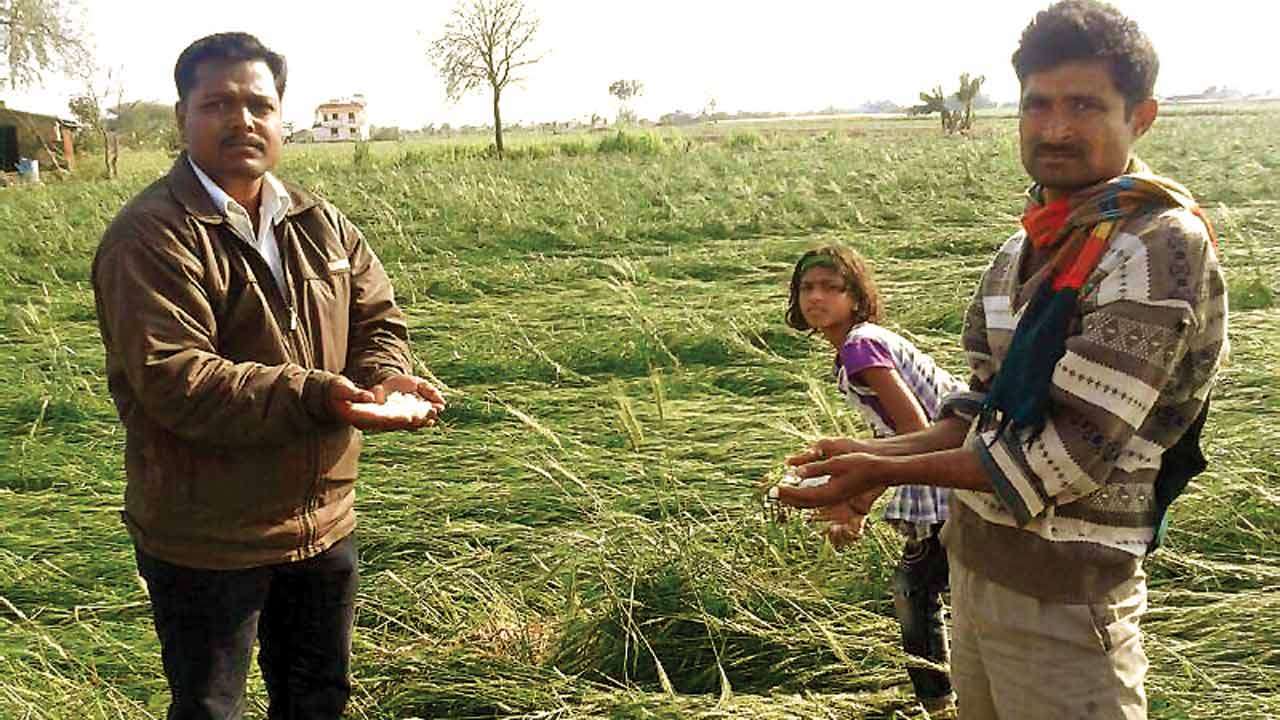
949, 557, 1148, 720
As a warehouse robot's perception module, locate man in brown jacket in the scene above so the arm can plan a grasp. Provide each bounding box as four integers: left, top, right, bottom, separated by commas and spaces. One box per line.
92, 32, 444, 719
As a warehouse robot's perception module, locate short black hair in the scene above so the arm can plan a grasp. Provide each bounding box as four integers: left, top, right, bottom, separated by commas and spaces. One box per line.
174, 32, 287, 102
785, 245, 883, 332
1012, 0, 1158, 111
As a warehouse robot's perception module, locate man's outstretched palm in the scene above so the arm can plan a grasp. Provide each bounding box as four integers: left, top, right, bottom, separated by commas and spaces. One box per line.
328, 374, 446, 431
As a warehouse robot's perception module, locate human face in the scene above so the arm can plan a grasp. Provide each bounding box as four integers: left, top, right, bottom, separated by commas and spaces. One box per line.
177, 59, 283, 191
798, 265, 856, 333
1019, 58, 1156, 198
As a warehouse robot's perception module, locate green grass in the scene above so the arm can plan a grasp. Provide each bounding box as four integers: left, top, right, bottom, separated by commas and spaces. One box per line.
1, 112, 1277, 719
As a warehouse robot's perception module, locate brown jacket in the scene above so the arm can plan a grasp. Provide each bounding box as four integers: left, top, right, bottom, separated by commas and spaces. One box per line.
92, 154, 413, 569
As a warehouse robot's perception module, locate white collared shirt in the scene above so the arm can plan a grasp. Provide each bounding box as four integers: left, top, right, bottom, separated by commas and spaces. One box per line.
188, 157, 292, 291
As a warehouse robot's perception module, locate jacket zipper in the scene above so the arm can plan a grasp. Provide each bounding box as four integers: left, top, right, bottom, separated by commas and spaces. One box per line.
278, 225, 323, 557
275, 224, 322, 557
232, 221, 320, 558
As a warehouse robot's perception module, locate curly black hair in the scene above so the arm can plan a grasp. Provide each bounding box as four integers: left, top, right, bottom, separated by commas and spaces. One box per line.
1012, 0, 1158, 112
785, 245, 883, 332
175, 33, 287, 102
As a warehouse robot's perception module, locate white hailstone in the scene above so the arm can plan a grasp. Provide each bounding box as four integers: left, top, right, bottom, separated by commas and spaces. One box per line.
351, 391, 435, 419
765, 468, 830, 503
778, 467, 831, 489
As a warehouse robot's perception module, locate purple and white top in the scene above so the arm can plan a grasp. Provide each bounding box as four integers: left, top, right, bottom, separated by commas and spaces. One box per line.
835, 323, 965, 529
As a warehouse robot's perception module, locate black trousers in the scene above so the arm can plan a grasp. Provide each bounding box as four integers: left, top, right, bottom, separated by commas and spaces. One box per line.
134, 534, 358, 720
891, 524, 954, 706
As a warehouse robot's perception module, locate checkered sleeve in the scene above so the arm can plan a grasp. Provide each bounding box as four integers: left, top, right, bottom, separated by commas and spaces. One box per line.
883, 484, 951, 526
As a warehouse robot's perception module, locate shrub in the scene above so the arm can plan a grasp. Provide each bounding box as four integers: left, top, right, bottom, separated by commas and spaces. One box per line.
597, 129, 666, 157
352, 140, 371, 167
727, 131, 765, 151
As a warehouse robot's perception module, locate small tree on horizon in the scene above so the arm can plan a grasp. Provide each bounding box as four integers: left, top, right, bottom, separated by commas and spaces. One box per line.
911, 73, 986, 134
702, 96, 718, 123
954, 72, 986, 131
428, 0, 542, 158
911, 85, 958, 133
607, 78, 643, 125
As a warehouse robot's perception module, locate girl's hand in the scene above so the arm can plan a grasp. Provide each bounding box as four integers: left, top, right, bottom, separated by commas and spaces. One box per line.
785, 437, 870, 466
814, 501, 857, 524
849, 486, 888, 515
825, 515, 867, 547
814, 503, 867, 547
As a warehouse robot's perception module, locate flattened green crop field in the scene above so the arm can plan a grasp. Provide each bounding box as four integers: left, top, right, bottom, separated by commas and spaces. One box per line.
1, 112, 1277, 718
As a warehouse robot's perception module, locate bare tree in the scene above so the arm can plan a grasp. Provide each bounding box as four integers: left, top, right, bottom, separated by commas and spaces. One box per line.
954, 72, 986, 131
911, 73, 986, 134
911, 85, 958, 133
68, 63, 122, 178
607, 78, 643, 125
1, 0, 86, 89
428, 0, 541, 158
702, 96, 718, 123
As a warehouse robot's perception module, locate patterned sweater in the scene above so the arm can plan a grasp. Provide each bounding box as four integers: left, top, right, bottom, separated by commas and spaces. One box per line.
940, 204, 1228, 603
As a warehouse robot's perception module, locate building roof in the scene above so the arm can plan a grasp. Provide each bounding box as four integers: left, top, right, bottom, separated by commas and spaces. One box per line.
0, 102, 80, 127
316, 96, 367, 111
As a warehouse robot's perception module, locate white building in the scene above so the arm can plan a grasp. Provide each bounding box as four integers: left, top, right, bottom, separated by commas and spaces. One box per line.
312, 95, 369, 142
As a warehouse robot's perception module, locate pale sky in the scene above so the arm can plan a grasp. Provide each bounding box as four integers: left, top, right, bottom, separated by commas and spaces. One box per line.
8, 0, 1279, 130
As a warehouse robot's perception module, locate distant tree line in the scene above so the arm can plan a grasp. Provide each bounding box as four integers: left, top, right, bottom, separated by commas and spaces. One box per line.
11, 0, 1013, 166
70, 100, 180, 151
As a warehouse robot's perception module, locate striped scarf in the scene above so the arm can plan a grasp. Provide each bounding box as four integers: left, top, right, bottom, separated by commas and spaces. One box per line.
981, 158, 1217, 550
982, 157, 1215, 440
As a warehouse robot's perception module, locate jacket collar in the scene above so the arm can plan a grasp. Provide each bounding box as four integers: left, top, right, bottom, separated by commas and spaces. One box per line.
187, 155, 293, 226
167, 151, 322, 222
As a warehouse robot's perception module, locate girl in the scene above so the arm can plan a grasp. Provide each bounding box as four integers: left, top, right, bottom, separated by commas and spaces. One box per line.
784, 244, 961, 717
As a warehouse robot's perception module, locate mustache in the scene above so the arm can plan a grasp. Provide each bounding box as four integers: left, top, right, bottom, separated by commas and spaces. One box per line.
1034, 143, 1083, 157
221, 136, 266, 151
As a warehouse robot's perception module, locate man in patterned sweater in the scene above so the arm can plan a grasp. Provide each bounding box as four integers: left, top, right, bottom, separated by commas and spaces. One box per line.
777, 1, 1227, 717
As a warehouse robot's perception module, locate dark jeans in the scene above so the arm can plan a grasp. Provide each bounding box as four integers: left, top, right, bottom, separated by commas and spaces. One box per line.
892, 524, 954, 706
134, 534, 358, 720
